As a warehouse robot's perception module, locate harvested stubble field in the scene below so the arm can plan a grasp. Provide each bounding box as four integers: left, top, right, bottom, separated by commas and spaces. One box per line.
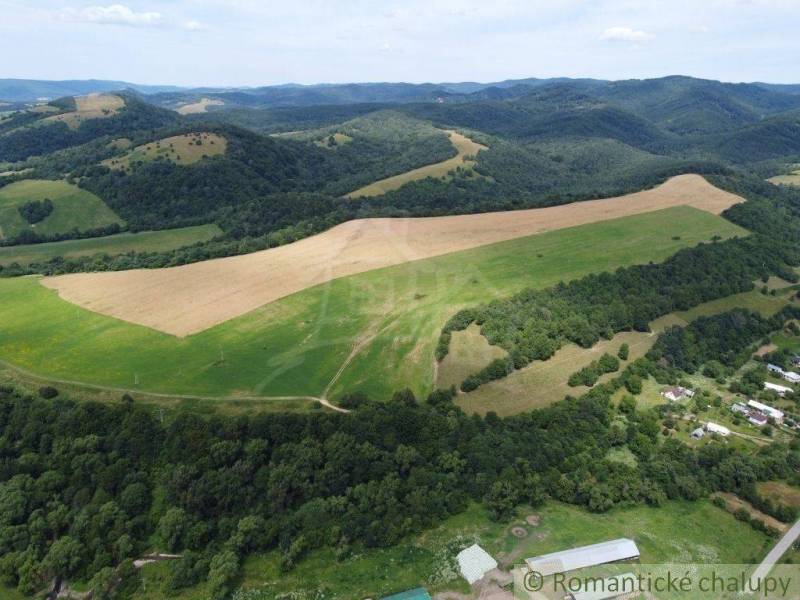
345, 130, 485, 197
42, 175, 744, 337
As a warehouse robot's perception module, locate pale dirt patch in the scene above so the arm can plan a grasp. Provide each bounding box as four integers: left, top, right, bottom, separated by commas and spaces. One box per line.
345, 130, 486, 198
755, 343, 778, 357
41, 175, 744, 337
176, 97, 225, 115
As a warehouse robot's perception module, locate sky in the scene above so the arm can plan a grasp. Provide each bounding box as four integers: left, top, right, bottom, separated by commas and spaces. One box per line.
1, 0, 799, 87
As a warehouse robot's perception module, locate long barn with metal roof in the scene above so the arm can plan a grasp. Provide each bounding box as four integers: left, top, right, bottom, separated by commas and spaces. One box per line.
525, 538, 640, 577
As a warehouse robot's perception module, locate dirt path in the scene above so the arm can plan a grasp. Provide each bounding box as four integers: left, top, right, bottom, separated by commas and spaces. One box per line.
42, 175, 744, 337
0, 358, 350, 412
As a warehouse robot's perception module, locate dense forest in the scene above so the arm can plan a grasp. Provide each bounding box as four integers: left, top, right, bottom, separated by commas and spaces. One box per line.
1, 379, 798, 599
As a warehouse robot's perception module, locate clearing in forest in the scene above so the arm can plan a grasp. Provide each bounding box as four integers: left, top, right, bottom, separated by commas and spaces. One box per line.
768, 165, 800, 187
42, 93, 125, 129
176, 97, 225, 114
0, 179, 123, 241
41, 174, 745, 337
101, 132, 227, 172
345, 130, 485, 197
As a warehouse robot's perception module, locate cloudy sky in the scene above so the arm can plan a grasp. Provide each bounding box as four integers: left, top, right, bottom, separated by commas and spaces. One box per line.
1, 0, 799, 87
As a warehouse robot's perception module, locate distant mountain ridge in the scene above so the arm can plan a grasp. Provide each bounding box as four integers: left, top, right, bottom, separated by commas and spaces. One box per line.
0, 79, 184, 102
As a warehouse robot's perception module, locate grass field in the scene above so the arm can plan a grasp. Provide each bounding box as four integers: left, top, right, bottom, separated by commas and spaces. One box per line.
345, 130, 485, 198
768, 165, 800, 187
0, 179, 124, 241
175, 97, 225, 114
0, 206, 746, 405
41, 93, 124, 129
102, 132, 227, 172
125, 499, 770, 600
0, 224, 222, 266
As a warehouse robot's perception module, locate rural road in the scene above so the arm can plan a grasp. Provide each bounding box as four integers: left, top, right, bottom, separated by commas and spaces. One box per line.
750, 518, 800, 587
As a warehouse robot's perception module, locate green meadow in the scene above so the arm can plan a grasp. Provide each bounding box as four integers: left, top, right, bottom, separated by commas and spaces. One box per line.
0, 179, 124, 240
0, 206, 746, 404
0, 224, 222, 266
125, 499, 770, 600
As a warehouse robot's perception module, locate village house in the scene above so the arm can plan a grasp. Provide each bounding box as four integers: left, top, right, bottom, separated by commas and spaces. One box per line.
747, 411, 768, 426
748, 399, 784, 424
731, 402, 749, 415
660, 386, 694, 402
705, 422, 730, 436
765, 381, 794, 396
691, 427, 705, 439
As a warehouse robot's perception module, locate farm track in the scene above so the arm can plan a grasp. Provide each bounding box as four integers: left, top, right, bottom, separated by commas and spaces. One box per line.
0, 358, 349, 413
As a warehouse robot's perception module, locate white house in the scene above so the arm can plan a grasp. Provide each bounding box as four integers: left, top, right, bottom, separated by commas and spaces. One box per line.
705, 422, 730, 437
764, 382, 793, 396
748, 399, 784, 423
661, 386, 693, 402
456, 544, 497, 585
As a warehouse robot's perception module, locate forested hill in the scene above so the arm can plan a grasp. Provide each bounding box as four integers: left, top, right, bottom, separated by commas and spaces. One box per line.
3, 74, 800, 274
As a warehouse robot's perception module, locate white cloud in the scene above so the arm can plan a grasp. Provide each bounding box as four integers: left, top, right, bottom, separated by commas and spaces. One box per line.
601, 26, 654, 42
60, 4, 163, 27
182, 20, 204, 31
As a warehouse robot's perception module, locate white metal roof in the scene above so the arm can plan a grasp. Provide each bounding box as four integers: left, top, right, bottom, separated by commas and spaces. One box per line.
765, 382, 793, 394
748, 399, 784, 419
457, 544, 497, 585
705, 422, 730, 436
525, 538, 639, 577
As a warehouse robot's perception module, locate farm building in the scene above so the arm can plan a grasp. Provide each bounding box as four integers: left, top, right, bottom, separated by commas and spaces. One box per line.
691, 427, 705, 439
525, 538, 639, 577
568, 573, 638, 600
768, 363, 784, 375
661, 386, 693, 402
748, 411, 768, 426
764, 382, 793, 396
731, 402, 749, 415
705, 422, 730, 436
380, 588, 432, 600
456, 544, 497, 585
748, 399, 784, 423
784, 371, 800, 384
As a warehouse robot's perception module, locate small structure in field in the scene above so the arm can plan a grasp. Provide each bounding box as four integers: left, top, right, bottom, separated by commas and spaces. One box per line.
784, 371, 800, 384
748, 399, 784, 423
705, 422, 730, 437
525, 538, 639, 577
661, 386, 694, 402
380, 587, 432, 600
457, 544, 498, 585
764, 382, 793, 396
791, 355, 800, 367
691, 427, 705, 439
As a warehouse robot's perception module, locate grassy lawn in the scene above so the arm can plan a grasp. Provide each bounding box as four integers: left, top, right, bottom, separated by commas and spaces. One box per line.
0, 206, 745, 405
0, 179, 124, 241
125, 499, 771, 600
0, 224, 222, 266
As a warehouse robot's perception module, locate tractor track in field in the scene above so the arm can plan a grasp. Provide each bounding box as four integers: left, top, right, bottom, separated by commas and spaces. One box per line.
0, 358, 349, 413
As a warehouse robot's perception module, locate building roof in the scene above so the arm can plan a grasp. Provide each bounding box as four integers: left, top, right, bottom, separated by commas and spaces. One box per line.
570, 573, 639, 600
748, 411, 768, 425
784, 371, 800, 382
706, 422, 730, 435
748, 399, 784, 419
381, 588, 432, 600
691, 427, 705, 437
457, 544, 497, 585
525, 539, 639, 577
765, 382, 793, 394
